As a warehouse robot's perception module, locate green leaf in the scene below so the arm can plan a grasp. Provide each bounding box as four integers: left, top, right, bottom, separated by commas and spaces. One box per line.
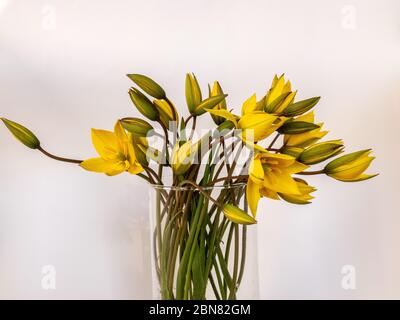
192, 244, 206, 300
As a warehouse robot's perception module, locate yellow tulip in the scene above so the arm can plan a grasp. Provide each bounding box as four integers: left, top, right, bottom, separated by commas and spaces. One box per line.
265, 74, 296, 114
239, 112, 286, 142
205, 90, 289, 143
279, 178, 316, 204
283, 111, 328, 148
247, 151, 308, 216
209, 81, 227, 125
324, 149, 377, 182
153, 98, 179, 130
80, 121, 143, 176
206, 108, 285, 143
171, 140, 194, 175
223, 204, 257, 225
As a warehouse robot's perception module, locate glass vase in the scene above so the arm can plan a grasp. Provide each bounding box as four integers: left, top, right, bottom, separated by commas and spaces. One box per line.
148, 183, 259, 300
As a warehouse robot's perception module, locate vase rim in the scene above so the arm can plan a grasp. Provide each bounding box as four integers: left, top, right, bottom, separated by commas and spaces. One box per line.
149, 182, 246, 191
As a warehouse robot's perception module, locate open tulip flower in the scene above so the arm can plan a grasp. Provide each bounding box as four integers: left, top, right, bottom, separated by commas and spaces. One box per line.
1, 72, 377, 300
80, 121, 144, 176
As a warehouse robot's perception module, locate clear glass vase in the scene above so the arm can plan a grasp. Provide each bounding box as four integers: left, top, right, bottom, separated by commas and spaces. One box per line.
148, 183, 259, 300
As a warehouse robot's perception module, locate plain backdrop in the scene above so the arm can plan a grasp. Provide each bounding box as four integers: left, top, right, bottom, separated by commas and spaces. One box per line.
0, 0, 399, 299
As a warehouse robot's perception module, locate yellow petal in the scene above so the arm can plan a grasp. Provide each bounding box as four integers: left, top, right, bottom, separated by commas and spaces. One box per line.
114, 121, 128, 142
261, 152, 296, 168
260, 187, 280, 200
249, 157, 264, 184
80, 158, 126, 176
241, 94, 257, 115
267, 75, 285, 104
246, 179, 261, 217
205, 108, 238, 127
91, 128, 118, 160
239, 112, 279, 141
128, 160, 144, 175
114, 121, 129, 155
263, 170, 301, 195
286, 161, 309, 174
296, 111, 315, 123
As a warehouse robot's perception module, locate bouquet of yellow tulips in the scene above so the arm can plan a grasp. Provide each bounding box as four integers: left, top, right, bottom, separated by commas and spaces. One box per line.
1, 73, 377, 300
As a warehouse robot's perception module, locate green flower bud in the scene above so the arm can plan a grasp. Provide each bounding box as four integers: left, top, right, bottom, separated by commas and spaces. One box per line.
282, 97, 320, 117
280, 146, 304, 158
278, 121, 320, 134
129, 88, 159, 121
323, 149, 377, 182
120, 117, 154, 137
127, 74, 166, 99
298, 140, 344, 165
185, 73, 202, 114
193, 94, 228, 116
1, 118, 40, 149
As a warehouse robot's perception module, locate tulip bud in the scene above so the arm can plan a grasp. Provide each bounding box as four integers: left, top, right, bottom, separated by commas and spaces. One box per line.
282, 97, 320, 117
299, 140, 344, 165
153, 99, 179, 130
127, 74, 166, 99
280, 146, 304, 158
1, 118, 40, 149
324, 149, 377, 182
278, 121, 320, 134
209, 81, 227, 125
193, 94, 228, 116
222, 204, 257, 225
185, 73, 202, 114
129, 88, 159, 121
171, 141, 194, 175
121, 117, 153, 137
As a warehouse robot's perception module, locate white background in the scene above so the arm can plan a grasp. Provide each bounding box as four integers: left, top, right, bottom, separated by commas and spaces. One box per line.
0, 0, 399, 299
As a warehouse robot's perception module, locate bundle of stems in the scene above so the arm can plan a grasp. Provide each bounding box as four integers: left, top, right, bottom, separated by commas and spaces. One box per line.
146, 119, 251, 299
